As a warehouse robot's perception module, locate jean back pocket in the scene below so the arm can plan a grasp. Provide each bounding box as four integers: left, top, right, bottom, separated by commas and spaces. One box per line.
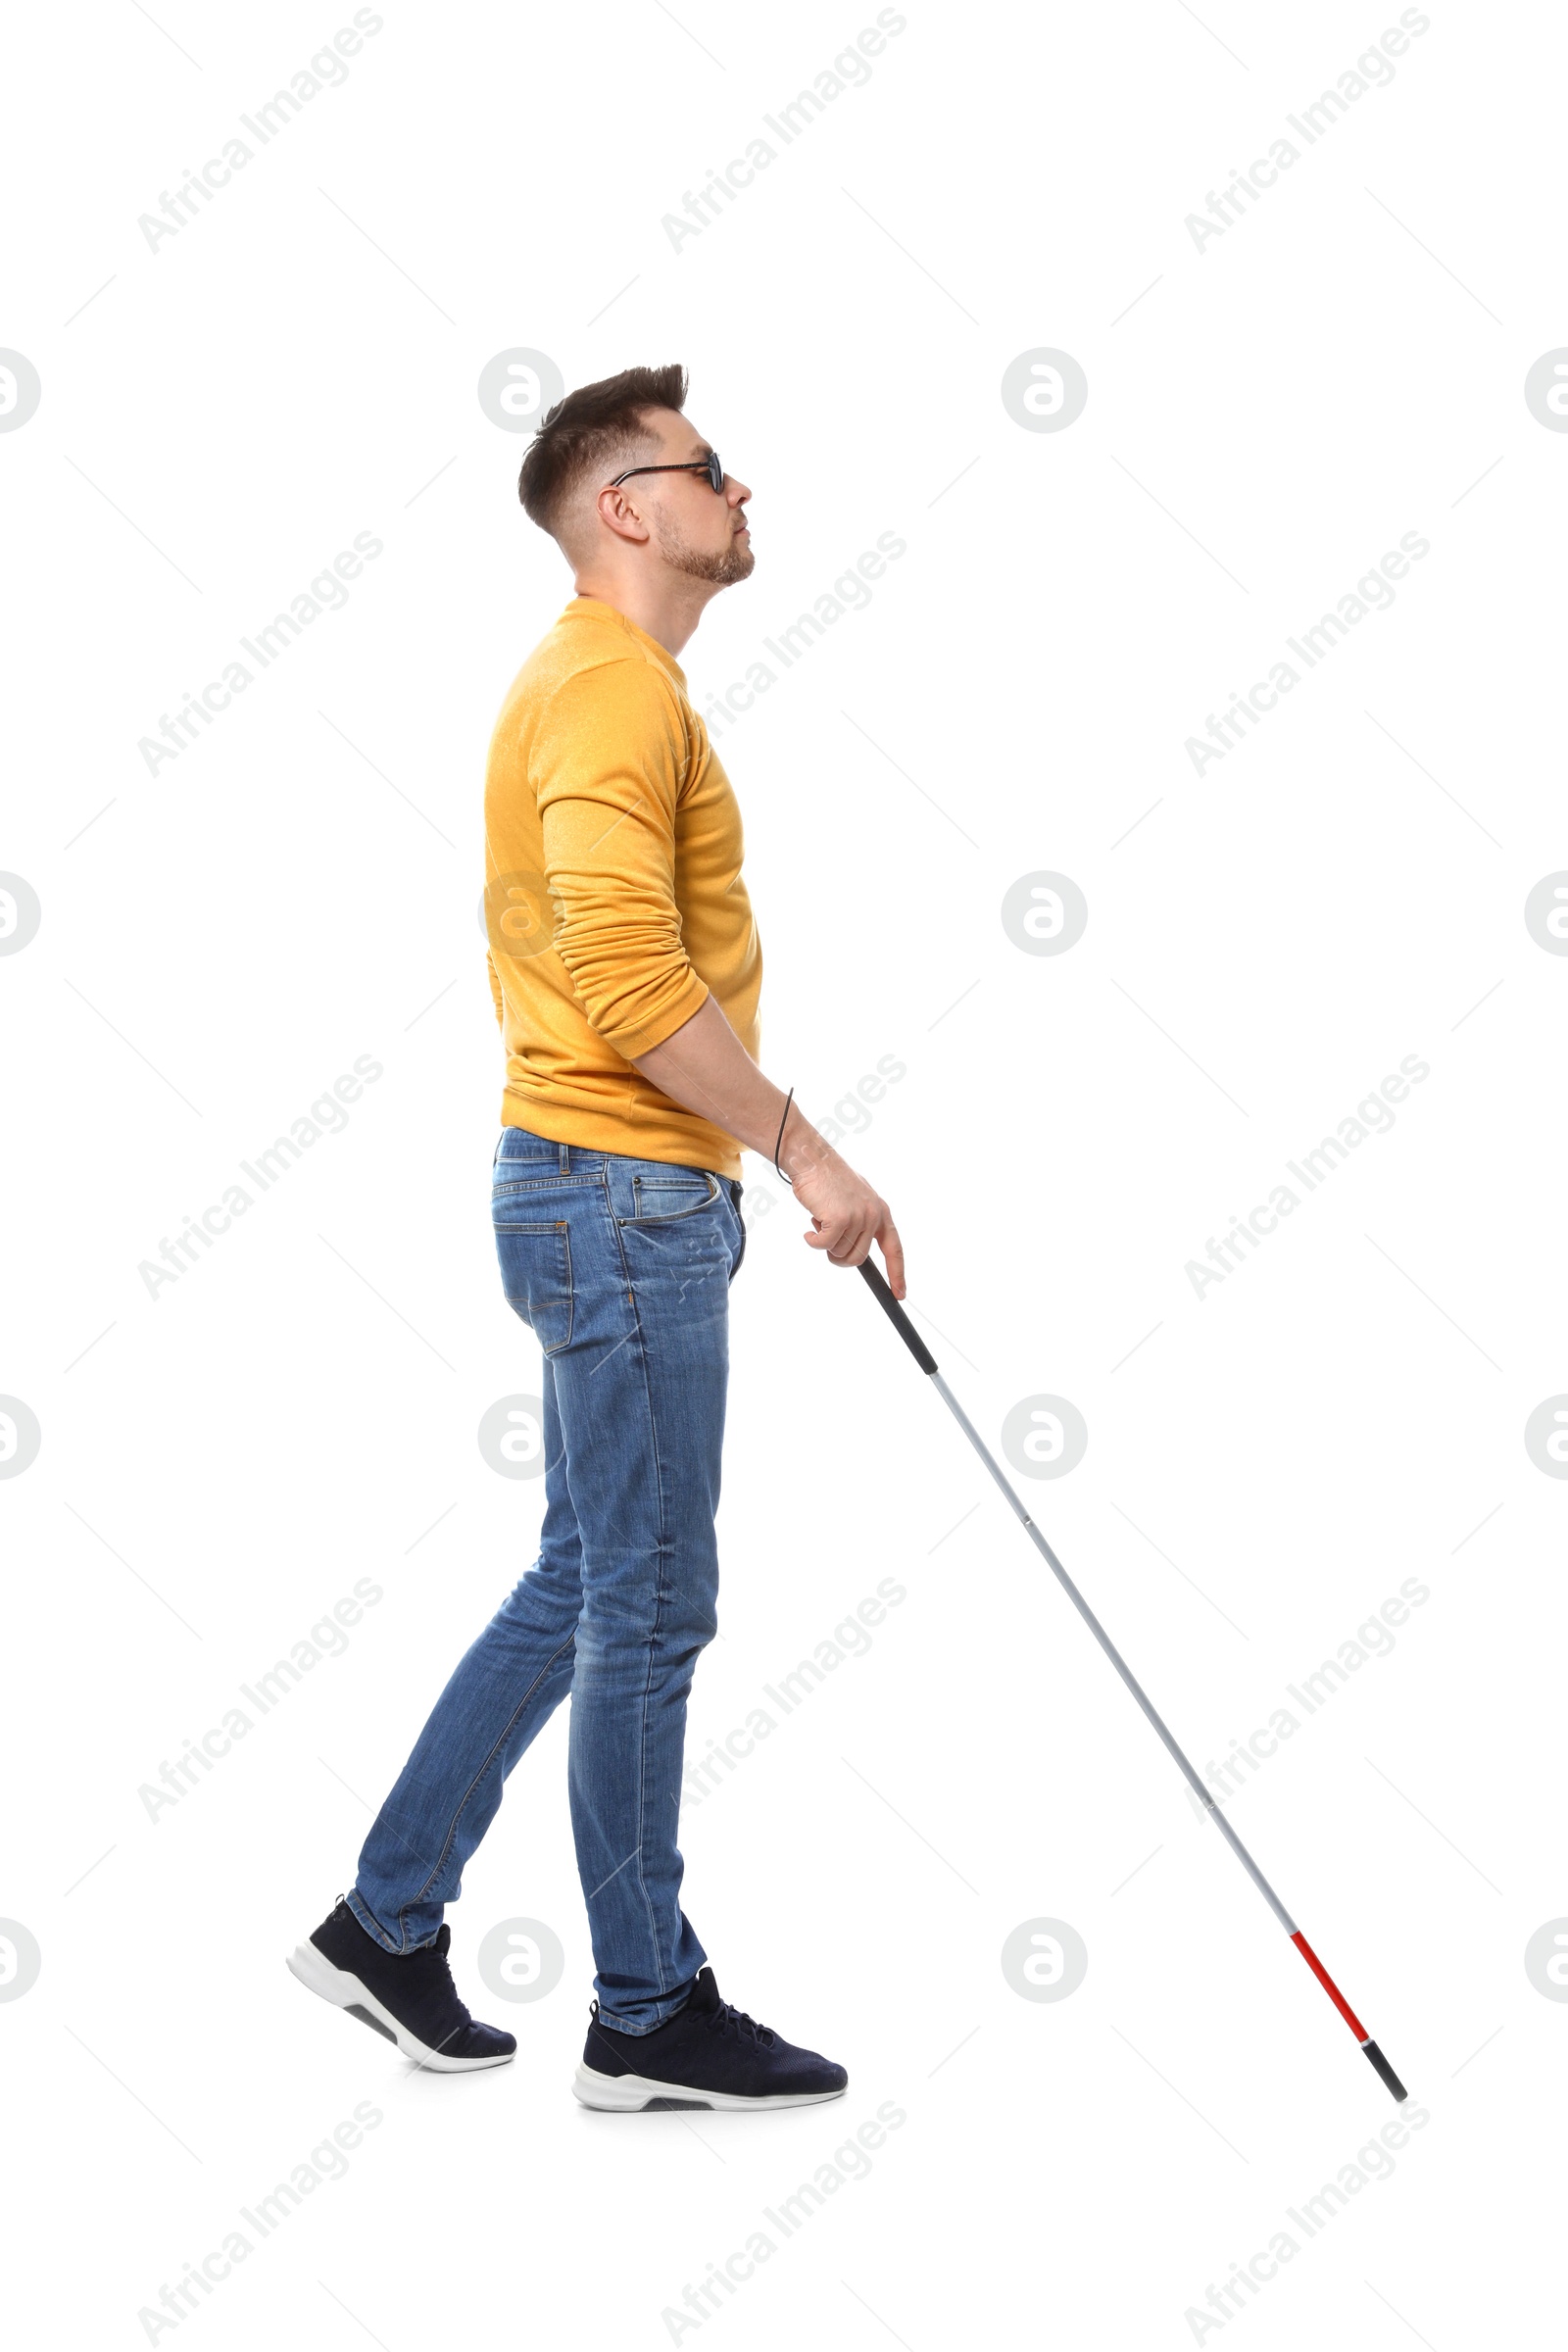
493, 1217, 572, 1353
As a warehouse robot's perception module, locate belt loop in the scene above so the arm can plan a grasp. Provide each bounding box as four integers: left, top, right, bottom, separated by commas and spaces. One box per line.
560, 1141, 569, 1172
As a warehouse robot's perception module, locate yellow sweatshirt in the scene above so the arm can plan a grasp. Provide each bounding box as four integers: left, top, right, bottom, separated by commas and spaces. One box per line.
483, 596, 762, 1180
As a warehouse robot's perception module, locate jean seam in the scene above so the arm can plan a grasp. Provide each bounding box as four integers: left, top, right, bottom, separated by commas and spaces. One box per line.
607, 1173, 678, 2003
492, 1177, 598, 1195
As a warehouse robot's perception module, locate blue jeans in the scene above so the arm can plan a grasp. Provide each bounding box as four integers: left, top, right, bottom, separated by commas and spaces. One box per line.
349, 1126, 746, 2033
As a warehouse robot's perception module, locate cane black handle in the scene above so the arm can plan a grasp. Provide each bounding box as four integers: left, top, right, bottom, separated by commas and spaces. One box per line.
858, 1256, 938, 1375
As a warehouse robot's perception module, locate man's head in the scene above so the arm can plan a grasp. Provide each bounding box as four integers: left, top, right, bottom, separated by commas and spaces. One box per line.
517, 364, 753, 604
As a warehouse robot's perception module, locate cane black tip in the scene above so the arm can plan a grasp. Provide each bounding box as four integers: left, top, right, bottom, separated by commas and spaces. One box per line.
1361, 2039, 1408, 2103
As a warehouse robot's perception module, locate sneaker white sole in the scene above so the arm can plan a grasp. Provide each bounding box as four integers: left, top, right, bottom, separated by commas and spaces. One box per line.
572, 2063, 847, 2113
286, 1940, 514, 2074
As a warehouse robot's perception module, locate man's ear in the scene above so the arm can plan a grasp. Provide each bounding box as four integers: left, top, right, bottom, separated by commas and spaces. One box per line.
594, 484, 653, 546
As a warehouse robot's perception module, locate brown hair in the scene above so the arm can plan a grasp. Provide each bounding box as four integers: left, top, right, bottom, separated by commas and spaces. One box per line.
517, 363, 689, 537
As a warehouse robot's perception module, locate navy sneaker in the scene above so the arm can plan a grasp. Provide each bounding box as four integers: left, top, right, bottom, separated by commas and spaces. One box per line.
573, 1966, 847, 2111
287, 1897, 515, 2073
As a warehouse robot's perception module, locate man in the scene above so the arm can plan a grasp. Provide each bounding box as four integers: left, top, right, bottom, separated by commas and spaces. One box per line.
289, 365, 906, 2110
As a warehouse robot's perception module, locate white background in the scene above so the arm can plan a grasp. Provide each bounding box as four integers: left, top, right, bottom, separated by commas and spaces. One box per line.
3, 1, 1565, 2344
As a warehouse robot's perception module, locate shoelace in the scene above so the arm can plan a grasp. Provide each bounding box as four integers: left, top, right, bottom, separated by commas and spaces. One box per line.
707, 2000, 775, 2049
586, 1992, 776, 2045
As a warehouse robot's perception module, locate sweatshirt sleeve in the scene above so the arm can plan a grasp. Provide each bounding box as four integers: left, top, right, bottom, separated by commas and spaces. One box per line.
533, 657, 710, 1059
485, 946, 504, 1028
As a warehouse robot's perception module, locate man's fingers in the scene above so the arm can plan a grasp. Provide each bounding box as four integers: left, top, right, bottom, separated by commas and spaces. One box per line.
809, 1218, 865, 1265
805, 1219, 858, 1255
800, 1192, 903, 1285
834, 1215, 879, 1269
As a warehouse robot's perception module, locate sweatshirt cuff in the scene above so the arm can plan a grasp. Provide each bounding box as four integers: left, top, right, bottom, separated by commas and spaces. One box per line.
605, 969, 710, 1060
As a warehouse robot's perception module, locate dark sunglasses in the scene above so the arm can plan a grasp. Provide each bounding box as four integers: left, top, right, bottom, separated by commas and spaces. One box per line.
609, 451, 725, 494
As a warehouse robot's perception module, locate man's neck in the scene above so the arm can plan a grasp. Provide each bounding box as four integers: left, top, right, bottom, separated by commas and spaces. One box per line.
570, 568, 715, 658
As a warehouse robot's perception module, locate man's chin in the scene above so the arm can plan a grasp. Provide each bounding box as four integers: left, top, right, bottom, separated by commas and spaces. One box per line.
712, 533, 755, 586
660, 531, 756, 588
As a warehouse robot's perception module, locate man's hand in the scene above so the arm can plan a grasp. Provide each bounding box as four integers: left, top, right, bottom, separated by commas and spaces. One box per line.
627, 995, 907, 1298
790, 1147, 906, 1298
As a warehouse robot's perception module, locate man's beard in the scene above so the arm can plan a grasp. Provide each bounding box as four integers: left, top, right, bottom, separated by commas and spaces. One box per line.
657, 520, 755, 586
